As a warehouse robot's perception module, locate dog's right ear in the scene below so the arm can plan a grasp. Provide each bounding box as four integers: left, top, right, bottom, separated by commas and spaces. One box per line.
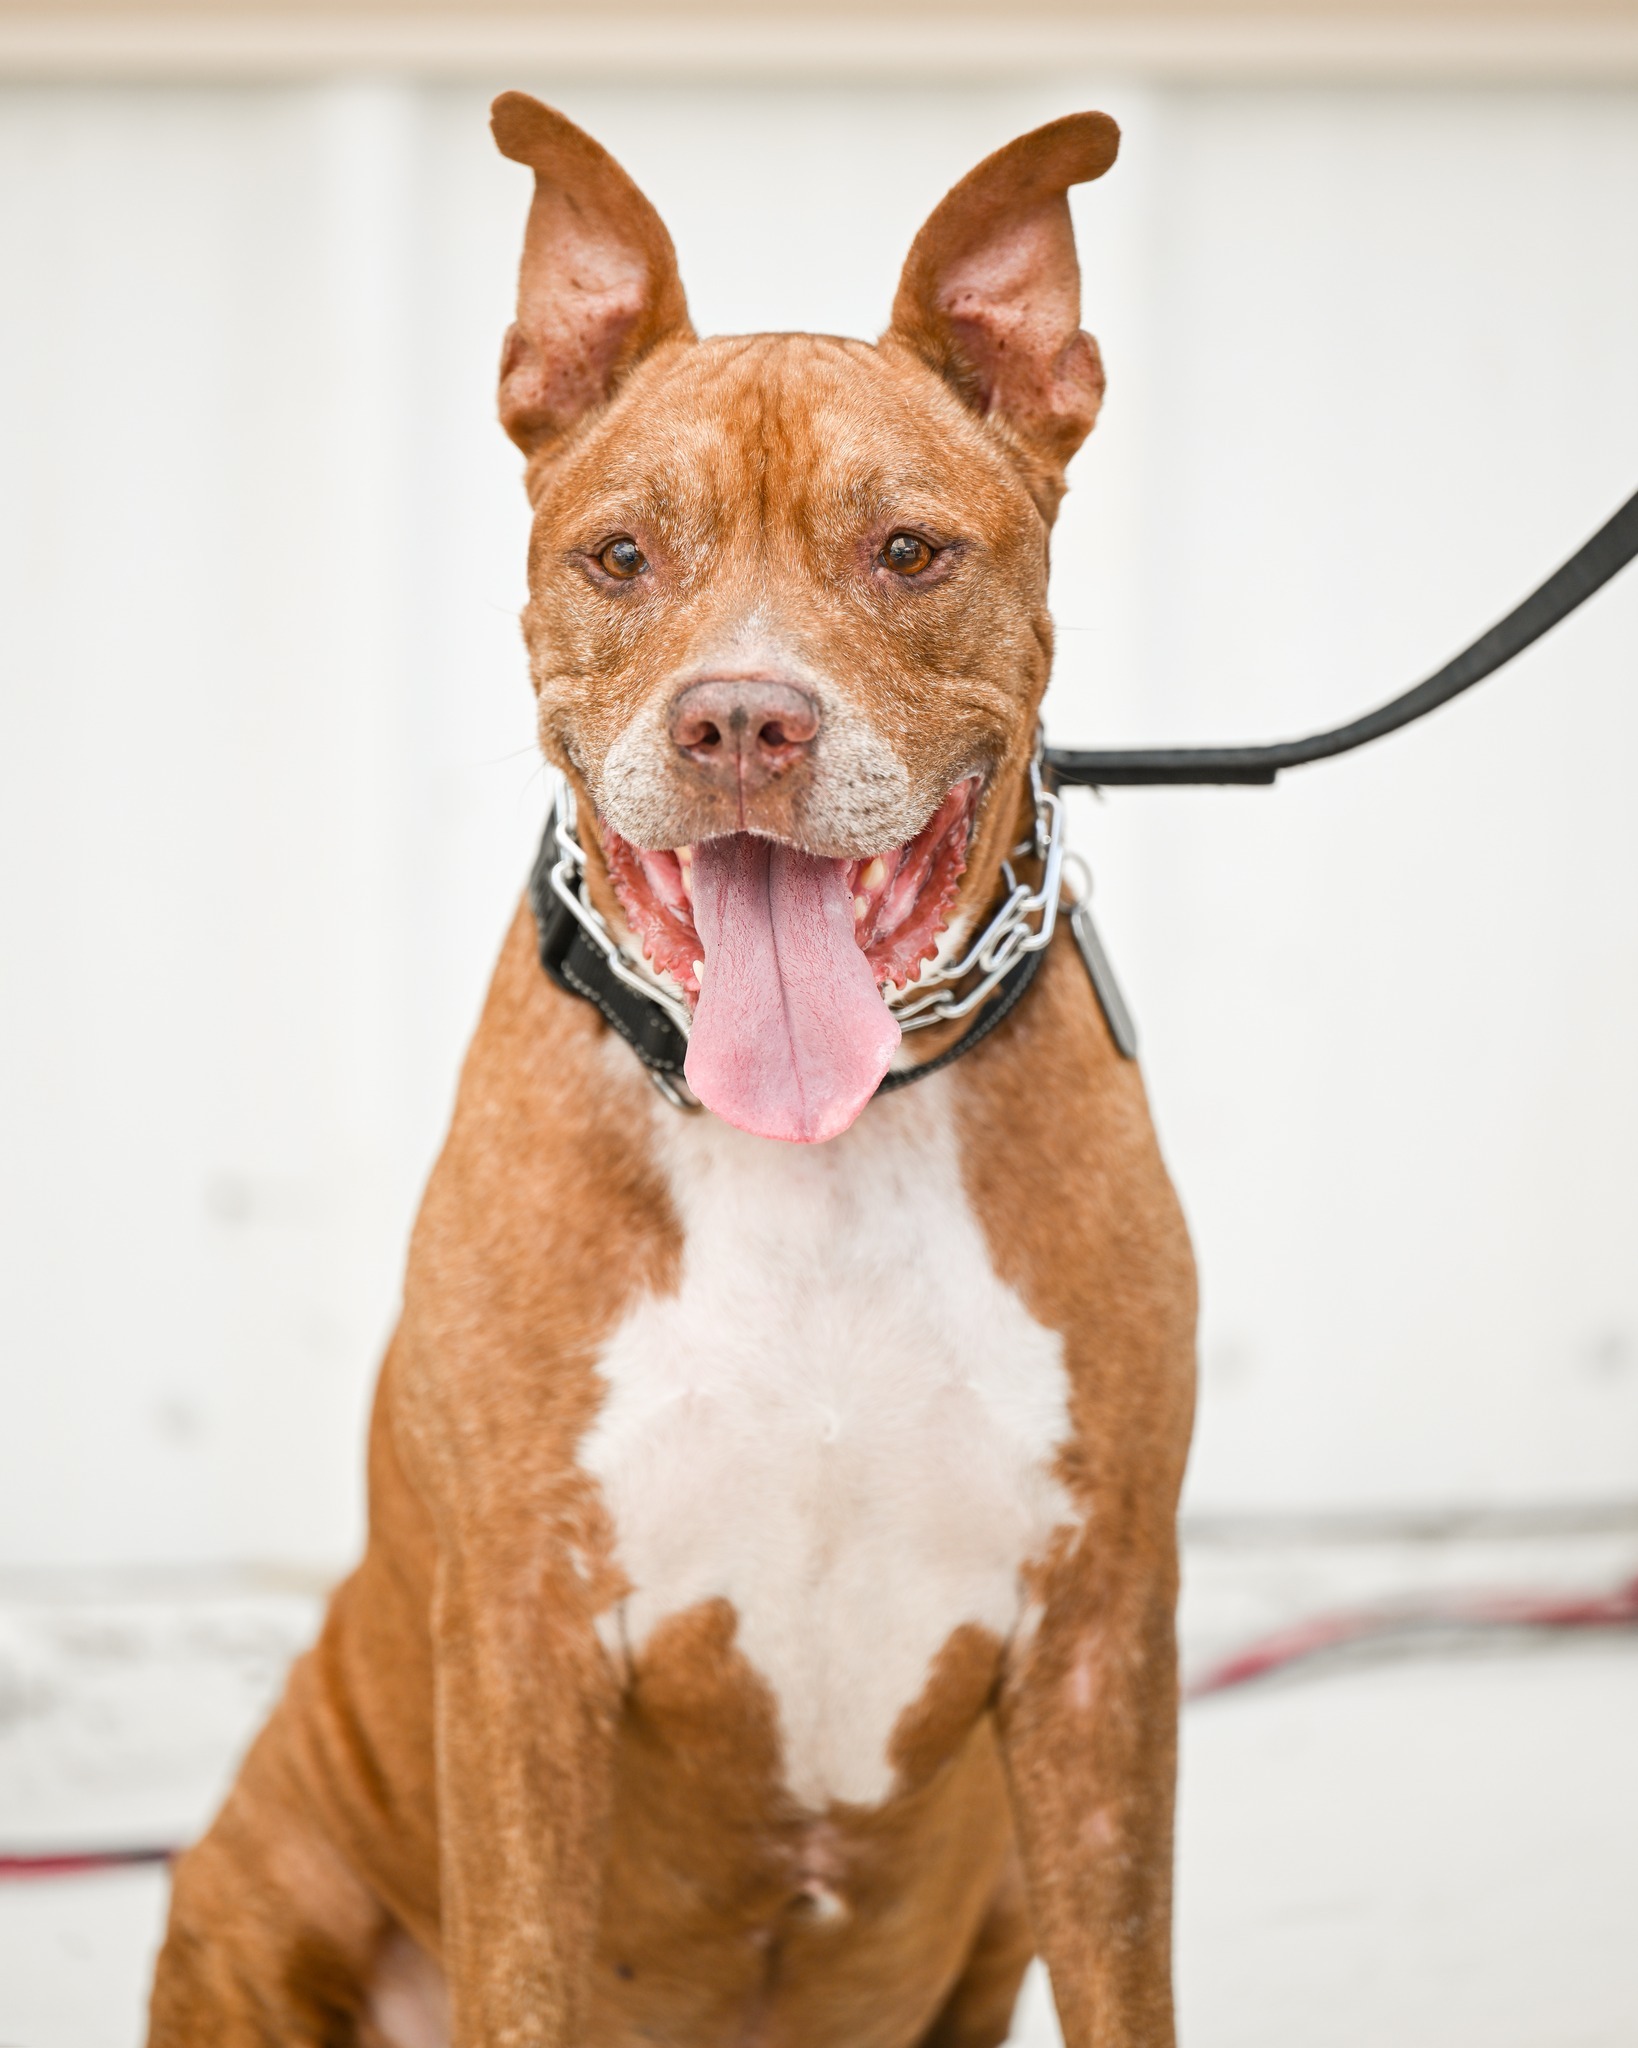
491, 94, 693, 460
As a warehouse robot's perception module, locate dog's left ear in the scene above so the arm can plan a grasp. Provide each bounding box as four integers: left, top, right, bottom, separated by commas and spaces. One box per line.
887, 113, 1119, 516
491, 93, 694, 462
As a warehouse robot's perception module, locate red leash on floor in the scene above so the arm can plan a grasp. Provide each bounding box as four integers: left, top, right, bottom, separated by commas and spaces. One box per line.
5, 1575, 1635, 1880
0, 1845, 173, 1877
1184, 1571, 1638, 1699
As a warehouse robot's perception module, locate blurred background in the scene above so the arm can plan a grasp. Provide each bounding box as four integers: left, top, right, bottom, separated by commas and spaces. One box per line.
1, 1, 1636, 2043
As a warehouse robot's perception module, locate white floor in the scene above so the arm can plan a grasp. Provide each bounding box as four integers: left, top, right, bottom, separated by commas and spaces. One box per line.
3, 1543, 1635, 2047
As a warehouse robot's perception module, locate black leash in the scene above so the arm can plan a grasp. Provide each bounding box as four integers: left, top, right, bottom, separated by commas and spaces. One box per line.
1045, 485, 1638, 788
532, 484, 1638, 1094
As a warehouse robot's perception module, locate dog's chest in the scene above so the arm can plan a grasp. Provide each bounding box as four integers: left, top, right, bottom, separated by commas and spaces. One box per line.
579, 1081, 1074, 1811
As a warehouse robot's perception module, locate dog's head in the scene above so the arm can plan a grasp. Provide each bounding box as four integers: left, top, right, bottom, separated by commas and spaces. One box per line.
493, 94, 1117, 1143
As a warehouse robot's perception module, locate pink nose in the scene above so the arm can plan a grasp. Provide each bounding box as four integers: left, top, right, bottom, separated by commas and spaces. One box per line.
669, 678, 819, 793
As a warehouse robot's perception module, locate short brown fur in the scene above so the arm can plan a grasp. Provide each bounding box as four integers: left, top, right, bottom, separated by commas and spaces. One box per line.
150, 99, 1195, 2048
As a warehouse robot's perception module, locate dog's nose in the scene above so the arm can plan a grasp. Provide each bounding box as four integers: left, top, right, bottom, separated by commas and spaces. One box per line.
669, 679, 819, 792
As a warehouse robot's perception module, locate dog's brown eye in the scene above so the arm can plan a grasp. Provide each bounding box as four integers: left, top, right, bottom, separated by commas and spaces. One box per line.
881, 532, 935, 576
598, 536, 647, 579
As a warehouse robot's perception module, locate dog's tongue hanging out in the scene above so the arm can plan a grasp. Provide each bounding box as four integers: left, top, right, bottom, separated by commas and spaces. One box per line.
684, 837, 901, 1144
602, 783, 977, 1144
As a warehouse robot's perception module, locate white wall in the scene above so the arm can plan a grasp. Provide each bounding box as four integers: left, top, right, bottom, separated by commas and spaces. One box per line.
2, 76, 1635, 1572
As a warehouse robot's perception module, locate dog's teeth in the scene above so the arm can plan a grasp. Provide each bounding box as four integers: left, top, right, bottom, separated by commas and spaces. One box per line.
861, 857, 886, 892
853, 896, 870, 922
692, 959, 705, 986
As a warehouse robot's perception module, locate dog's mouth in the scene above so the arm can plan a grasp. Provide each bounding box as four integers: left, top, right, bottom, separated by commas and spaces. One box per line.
602, 778, 980, 1144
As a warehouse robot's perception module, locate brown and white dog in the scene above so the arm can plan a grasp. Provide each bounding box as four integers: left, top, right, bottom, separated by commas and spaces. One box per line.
148, 95, 1196, 2048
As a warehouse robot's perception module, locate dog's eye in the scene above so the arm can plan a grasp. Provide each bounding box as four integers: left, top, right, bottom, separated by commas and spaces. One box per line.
881, 532, 935, 576
597, 536, 647, 579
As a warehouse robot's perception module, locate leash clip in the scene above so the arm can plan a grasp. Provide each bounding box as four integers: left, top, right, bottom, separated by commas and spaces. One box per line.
1062, 852, 1138, 1060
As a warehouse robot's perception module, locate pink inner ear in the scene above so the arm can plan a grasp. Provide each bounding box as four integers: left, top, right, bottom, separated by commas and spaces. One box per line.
943, 206, 1065, 321
939, 207, 1104, 456
502, 255, 653, 446
886, 112, 1118, 480
943, 217, 1068, 392
492, 95, 692, 456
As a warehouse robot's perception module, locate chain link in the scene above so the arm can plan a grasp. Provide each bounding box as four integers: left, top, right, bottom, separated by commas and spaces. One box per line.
546, 738, 1063, 1050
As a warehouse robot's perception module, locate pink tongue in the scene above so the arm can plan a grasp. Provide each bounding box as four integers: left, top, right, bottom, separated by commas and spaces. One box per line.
685, 835, 901, 1144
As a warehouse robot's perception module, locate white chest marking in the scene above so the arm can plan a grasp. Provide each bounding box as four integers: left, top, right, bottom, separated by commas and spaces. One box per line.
579, 1077, 1076, 1811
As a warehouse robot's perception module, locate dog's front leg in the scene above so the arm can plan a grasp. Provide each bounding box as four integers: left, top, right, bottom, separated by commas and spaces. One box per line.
998, 1534, 1181, 2048
430, 1536, 621, 2048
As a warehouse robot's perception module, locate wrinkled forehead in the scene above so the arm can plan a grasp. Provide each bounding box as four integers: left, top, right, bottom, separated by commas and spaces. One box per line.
540, 332, 1035, 544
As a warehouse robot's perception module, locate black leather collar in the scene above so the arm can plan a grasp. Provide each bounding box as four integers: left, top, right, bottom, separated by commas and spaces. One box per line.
527, 808, 1046, 1107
